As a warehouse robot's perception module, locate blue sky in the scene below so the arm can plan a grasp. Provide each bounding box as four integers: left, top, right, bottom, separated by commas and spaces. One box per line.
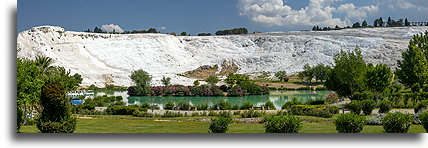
18, 0, 428, 35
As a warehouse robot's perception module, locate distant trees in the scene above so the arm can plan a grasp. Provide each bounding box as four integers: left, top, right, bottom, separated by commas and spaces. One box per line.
180, 32, 187, 36
93, 27, 103, 33
161, 76, 171, 86
374, 17, 384, 27
362, 20, 368, 28
205, 75, 219, 86
274, 71, 288, 82
215, 28, 248, 35
298, 64, 331, 83
395, 31, 428, 92
198, 33, 211, 36
352, 22, 361, 28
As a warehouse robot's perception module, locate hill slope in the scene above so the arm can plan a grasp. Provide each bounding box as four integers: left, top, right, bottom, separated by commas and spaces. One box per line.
17, 26, 428, 87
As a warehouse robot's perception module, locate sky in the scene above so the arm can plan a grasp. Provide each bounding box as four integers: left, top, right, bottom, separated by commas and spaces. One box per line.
18, 0, 428, 35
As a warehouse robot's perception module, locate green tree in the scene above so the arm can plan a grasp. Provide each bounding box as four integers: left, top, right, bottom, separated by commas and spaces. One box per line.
362, 20, 368, 27
161, 76, 171, 86
312, 64, 331, 82
205, 75, 219, 86
180, 32, 187, 36
17, 58, 43, 130
44, 66, 82, 91
396, 32, 428, 92
325, 46, 367, 99
34, 56, 53, 75
365, 64, 393, 104
302, 64, 315, 82
37, 82, 76, 133
224, 73, 251, 87
405, 18, 411, 26
274, 71, 287, 82
130, 70, 152, 96
193, 80, 200, 86
352, 22, 361, 28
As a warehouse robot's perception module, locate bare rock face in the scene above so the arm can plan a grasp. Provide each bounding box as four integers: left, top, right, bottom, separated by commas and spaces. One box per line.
17, 26, 428, 87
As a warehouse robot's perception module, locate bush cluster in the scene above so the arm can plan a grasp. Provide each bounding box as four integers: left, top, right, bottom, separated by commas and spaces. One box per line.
209, 117, 232, 133
263, 115, 302, 133
346, 100, 362, 115
381, 112, 412, 133
418, 111, 428, 132
414, 100, 428, 113
334, 113, 366, 133
106, 106, 147, 115
37, 82, 76, 133
286, 105, 339, 118
379, 100, 392, 113
240, 110, 264, 118
361, 99, 376, 115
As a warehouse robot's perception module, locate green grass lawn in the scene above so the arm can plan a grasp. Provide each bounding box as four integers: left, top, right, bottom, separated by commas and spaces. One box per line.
19, 115, 426, 133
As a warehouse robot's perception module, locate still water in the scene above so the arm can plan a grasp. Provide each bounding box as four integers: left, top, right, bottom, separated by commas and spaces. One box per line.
95, 90, 333, 110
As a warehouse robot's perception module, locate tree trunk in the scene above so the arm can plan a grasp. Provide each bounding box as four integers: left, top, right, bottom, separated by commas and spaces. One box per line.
375, 91, 379, 105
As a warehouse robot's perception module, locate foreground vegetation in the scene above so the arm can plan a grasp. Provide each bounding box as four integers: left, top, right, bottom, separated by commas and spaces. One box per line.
19, 114, 426, 133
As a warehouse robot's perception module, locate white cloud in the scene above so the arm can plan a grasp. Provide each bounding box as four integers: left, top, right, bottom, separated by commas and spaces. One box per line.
101, 24, 124, 33
237, 0, 378, 27
159, 26, 167, 30
336, 3, 378, 20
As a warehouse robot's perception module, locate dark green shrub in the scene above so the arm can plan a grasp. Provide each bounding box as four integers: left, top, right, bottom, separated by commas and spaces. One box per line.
141, 102, 151, 109
162, 111, 184, 117
164, 102, 174, 110
37, 118, 77, 133
361, 99, 376, 115
240, 109, 264, 118
196, 103, 209, 110
415, 100, 428, 113
227, 87, 244, 96
346, 100, 362, 115
240, 101, 253, 110
353, 91, 374, 101
286, 105, 338, 118
238, 82, 263, 95
208, 111, 219, 116
379, 100, 392, 113
334, 113, 365, 133
233, 111, 241, 115
17, 106, 23, 132
263, 115, 302, 133
307, 98, 325, 105
381, 112, 412, 133
132, 110, 154, 117
218, 111, 232, 118
209, 117, 232, 133
213, 99, 231, 110
264, 100, 276, 110
418, 111, 428, 132
106, 106, 145, 115
37, 82, 76, 133
231, 104, 239, 110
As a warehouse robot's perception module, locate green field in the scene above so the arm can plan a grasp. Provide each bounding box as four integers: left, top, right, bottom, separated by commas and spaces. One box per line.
19, 115, 426, 133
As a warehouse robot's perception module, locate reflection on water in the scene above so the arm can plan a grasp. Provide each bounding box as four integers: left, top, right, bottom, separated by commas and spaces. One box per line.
95, 90, 333, 110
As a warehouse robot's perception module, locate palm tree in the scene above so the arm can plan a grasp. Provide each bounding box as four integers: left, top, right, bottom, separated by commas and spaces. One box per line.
35, 56, 53, 75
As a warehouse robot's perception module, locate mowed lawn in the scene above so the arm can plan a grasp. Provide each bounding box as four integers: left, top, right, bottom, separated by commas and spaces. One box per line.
19, 115, 426, 133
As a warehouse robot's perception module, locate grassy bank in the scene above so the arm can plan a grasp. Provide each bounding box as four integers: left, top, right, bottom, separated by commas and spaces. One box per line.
19, 115, 425, 133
